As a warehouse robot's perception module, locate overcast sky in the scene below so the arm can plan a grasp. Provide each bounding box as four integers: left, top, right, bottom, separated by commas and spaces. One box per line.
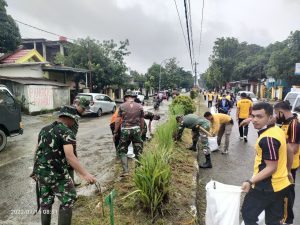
5, 0, 300, 74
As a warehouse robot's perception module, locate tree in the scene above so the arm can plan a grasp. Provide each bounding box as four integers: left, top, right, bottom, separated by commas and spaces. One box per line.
0, 0, 21, 53
61, 37, 130, 91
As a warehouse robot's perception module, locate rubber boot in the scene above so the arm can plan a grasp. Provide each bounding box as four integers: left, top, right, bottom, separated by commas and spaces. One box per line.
199, 154, 212, 169
187, 141, 197, 151
120, 155, 129, 176
58, 207, 72, 225
41, 211, 51, 225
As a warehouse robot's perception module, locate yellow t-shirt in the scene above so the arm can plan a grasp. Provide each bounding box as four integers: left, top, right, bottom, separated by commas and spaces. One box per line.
211, 113, 232, 135
226, 95, 231, 100
253, 125, 290, 192
237, 99, 253, 119
280, 117, 300, 169
208, 94, 213, 101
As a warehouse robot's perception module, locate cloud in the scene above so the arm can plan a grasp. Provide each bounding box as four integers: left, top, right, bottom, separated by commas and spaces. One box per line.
5, 0, 300, 74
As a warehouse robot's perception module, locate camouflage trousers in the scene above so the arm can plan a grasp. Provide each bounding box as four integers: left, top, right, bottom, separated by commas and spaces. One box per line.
192, 123, 210, 155
142, 121, 147, 141
118, 127, 143, 158
39, 178, 77, 210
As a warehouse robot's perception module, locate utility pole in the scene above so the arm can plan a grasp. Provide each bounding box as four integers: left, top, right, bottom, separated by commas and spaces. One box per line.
88, 42, 92, 93
194, 62, 198, 87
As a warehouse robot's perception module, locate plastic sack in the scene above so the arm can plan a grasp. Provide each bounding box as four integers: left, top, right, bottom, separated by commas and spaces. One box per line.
208, 137, 219, 152
241, 211, 265, 225
210, 106, 217, 114
206, 180, 242, 225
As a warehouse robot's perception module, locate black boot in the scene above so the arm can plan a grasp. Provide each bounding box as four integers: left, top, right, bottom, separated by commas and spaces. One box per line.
199, 154, 212, 169
58, 207, 72, 225
187, 141, 197, 151
41, 210, 51, 225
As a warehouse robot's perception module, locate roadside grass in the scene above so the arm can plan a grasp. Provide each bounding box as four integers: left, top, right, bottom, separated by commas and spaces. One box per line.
72, 98, 205, 224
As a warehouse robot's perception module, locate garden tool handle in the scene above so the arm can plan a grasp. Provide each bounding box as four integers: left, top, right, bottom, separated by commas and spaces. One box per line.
199, 126, 213, 137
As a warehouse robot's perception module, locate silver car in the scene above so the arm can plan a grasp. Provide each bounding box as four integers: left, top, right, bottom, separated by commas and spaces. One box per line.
75, 93, 116, 117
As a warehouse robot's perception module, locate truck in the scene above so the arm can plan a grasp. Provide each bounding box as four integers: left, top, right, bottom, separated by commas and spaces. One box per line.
0, 85, 23, 151
284, 88, 300, 118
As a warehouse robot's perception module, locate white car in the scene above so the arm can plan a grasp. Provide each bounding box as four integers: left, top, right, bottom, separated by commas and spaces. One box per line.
284, 91, 300, 118
75, 93, 116, 117
236, 91, 258, 103
132, 90, 145, 105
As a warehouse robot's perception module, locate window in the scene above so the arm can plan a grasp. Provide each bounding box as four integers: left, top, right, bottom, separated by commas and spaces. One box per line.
104, 96, 111, 102
76, 94, 92, 101
294, 98, 300, 113
0, 89, 15, 105
95, 95, 105, 101
285, 93, 299, 106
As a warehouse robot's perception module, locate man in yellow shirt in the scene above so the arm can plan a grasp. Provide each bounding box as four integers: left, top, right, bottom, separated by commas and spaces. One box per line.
207, 91, 214, 108
274, 101, 300, 225
241, 102, 290, 225
236, 92, 253, 142
204, 112, 233, 154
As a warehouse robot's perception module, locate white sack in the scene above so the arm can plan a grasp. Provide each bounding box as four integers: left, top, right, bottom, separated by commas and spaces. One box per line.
208, 137, 219, 152
206, 180, 242, 225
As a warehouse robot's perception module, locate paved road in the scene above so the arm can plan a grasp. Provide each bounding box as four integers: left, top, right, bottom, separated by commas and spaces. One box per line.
200, 107, 299, 224
0, 101, 169, 225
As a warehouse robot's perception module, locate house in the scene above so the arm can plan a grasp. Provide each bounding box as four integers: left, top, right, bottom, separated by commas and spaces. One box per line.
0, 48, 89, 114
22, 37, 69, 63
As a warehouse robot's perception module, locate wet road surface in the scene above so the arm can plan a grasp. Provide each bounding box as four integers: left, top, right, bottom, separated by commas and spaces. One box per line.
0, 101, 169, 225
199, 107, 300, 224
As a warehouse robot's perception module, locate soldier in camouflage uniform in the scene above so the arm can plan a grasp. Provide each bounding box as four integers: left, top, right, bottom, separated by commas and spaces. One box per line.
31, 106, 96, 225
142, 111, 160, 141
176, 114, 213, 169
114, 91, 144, 175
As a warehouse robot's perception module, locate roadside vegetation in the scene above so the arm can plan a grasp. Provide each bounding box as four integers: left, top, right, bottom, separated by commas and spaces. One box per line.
72, 96, 203, 225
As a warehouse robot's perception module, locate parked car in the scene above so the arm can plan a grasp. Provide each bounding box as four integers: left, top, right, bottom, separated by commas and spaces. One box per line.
0, 85, 23, 152
75, 93, 116, 117
284, 90, 300, 118
236, 91, 258, 103
132, 90, 145, 105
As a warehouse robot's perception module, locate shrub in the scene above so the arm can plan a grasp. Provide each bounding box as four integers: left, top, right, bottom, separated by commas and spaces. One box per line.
171, 96, 196, 115
190, 90, 198, 99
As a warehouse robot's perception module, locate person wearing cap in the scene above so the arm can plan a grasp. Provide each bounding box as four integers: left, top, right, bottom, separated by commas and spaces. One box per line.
204, 111, 234, 154
142, 111, 161, 141
30, 106, 96, 225
114, 91, 144, 176
70, 97, 90, 136
175, 114, 212, 168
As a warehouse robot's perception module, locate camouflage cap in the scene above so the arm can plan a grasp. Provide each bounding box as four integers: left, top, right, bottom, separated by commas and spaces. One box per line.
124, 90, 137, 98
57, 106, 80, 120
77, 97, 90, 109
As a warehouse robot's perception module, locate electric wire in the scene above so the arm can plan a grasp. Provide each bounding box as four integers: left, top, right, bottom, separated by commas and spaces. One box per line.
187, 0, 195, 64
14, 19, 76, 42
172, 0, 190, 59
183, 0, 194, 70
198, 0, 205, 61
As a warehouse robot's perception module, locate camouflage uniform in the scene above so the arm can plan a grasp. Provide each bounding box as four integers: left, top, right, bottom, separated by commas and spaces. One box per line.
32, 121, 77, 211
117, 102, 144, 159
177, 114, 211, 155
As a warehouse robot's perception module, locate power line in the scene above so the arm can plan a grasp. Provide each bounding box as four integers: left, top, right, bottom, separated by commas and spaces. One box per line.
187, 0, 195, 64
198, 0, 205, 61
172, 0, 190, 58
14, 19, 76, 42
183, 0, 194, 70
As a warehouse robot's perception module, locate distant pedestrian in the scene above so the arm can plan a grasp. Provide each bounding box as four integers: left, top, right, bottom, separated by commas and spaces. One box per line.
241, 102, 290, 225
216, 94, 232, 114
175, 114, 212, 168
274, 101, 300, 225
203, 90, 207, 101
236, 92, 253, 142
30, 106, 96, 225
207, 91, 214, 108
204, 112, 233, 154
114, 91, 144, 176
